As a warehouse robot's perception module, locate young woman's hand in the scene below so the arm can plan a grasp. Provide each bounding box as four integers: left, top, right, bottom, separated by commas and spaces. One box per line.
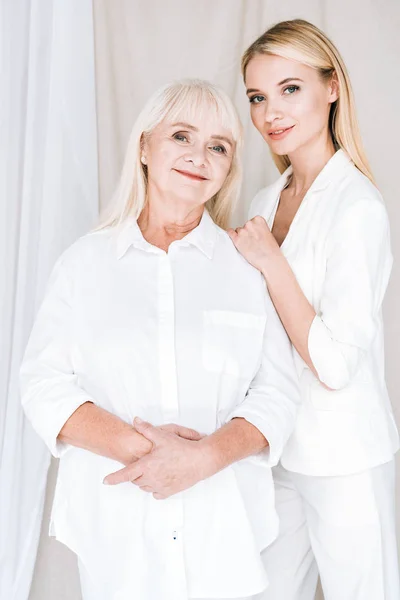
228, 216, 280, 272
104, 418, 213, 498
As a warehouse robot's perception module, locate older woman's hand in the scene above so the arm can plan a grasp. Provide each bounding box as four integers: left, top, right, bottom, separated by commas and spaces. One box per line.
227, 216, 280, 272
104, 418, 213, 498
156, 422, 204, 440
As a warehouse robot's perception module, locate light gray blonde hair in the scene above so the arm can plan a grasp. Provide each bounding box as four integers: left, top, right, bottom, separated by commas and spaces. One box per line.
95, 79, 243, 231
242, 19, 374, 183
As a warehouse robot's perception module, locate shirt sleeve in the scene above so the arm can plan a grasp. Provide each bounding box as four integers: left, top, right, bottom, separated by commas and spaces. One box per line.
20, 256, 93, 457
227, 287, 301, 467
308, 197, 393, 390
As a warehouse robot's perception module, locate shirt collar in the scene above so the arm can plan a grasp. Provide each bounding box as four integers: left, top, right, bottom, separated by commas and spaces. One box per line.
273, 149, 352, 196
115, 208, 218, 260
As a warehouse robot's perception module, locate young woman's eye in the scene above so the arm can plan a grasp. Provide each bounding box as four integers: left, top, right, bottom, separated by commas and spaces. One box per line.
173, 132, 189, 142
283, 85, 300, 95
249, 95, 265, 104
210, 144, 227, 154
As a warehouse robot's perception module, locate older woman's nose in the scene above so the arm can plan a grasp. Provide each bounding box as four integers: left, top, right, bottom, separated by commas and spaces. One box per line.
184, 146, 207, 168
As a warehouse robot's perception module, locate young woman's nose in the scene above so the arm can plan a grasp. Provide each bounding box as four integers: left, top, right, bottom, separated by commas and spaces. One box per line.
263, 98, 285, 125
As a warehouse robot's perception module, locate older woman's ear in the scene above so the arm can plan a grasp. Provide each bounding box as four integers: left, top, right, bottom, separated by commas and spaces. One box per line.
140, 133, 149, 165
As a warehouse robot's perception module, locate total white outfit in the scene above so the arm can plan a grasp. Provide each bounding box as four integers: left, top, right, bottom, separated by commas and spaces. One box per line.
20, 209, 300, 600
249, 150, 400, 600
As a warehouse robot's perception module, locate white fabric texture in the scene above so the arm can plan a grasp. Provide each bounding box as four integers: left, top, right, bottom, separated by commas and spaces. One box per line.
78, 556, 257, 600
20, 209, 300, 599
78, 553, 257, 600
259, 461, 400, 600
0, 1, 98, 599
249, 150, 399, 476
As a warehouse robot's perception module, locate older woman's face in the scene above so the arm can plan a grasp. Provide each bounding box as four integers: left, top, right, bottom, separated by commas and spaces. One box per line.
245, 54, 338, 157
143, 112, 234, 207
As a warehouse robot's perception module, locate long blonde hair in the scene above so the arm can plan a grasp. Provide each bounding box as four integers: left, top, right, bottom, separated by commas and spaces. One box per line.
242, 19, 374, 183
96, 79, 243, 231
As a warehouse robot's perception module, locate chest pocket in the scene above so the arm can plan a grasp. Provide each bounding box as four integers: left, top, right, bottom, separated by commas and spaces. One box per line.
202, 310, 266, 379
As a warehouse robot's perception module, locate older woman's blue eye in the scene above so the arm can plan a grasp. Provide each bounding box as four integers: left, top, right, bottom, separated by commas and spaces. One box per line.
249, 95, 265, 104
283, 85, 299, 95
173, 133, 188, 142
211, 145, 226, 154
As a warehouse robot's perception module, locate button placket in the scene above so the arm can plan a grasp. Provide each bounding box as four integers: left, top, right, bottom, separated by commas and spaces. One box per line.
157, 253, 186, 598
158, 253, 179, 421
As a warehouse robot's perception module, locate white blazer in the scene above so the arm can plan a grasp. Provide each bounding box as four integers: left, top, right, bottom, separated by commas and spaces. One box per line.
250, 150, 399, 476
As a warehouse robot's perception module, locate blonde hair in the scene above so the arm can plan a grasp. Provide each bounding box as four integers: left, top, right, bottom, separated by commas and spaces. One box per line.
96, 79, 243, 231
242, 19, 374, 183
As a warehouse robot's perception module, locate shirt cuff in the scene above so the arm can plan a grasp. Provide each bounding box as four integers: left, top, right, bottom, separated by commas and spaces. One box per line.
30, 395, 92, 458
226, 408, 281, 468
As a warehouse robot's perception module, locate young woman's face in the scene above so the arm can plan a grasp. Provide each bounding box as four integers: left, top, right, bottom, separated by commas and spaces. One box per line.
244, 54, 338, 156
143, 112, 234, 208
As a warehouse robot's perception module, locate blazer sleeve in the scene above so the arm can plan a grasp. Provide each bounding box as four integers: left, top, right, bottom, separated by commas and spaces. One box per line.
20, 256, 92, 457
308, 197, 393, 390
227, 287, 301, 466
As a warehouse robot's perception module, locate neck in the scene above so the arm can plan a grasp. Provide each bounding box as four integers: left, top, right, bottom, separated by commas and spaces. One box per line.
287, 131, 336, 196
137, 189, 204, 249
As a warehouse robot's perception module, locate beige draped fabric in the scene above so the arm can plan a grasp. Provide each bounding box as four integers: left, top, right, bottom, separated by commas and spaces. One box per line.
92, 0, 274, 226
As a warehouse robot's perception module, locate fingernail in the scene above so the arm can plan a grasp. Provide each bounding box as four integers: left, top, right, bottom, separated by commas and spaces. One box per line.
134, 417, 142, 424
103, 478, 110, 485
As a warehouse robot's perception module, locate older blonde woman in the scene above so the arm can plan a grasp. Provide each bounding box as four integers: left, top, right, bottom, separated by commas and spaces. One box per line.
229, 20, 400, 600
20, 80, 300, 600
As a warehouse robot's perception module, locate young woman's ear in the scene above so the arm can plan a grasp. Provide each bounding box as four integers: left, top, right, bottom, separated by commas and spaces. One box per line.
328, 72, 340, 104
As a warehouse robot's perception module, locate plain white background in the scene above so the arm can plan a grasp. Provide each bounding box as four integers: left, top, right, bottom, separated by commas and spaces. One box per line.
22, 1, 400, 599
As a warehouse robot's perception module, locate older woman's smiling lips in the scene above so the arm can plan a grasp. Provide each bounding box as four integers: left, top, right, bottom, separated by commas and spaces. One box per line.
173, 169, 209, 181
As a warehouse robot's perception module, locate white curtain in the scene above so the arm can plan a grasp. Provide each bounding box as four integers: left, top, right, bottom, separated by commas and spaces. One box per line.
0, 1, 98, 599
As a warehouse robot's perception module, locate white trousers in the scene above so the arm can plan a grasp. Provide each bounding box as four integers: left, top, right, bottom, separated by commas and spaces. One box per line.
258, 460, 400, 600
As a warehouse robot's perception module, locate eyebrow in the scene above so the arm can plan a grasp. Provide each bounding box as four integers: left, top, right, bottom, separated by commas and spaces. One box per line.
170, 122, 234, 147
246, 77, 304, 95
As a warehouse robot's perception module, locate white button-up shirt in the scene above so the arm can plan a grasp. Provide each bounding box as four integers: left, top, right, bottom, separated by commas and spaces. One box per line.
250, 150, 399, 476
20, 210, 300, 600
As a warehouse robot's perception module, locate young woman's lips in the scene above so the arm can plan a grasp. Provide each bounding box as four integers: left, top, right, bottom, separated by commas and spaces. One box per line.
174, 169, 208, 181
268, 125, 295, 141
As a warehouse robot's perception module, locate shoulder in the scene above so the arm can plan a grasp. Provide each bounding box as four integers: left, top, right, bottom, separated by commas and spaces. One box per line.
332, 165, 389, 229
214, 227, 266, 288
57, 227, 115, 274
324, 167, 391, 256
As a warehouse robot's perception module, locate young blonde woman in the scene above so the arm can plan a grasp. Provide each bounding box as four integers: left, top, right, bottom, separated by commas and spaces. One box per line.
20, 79, 300, 600
229, 19, 400, 600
